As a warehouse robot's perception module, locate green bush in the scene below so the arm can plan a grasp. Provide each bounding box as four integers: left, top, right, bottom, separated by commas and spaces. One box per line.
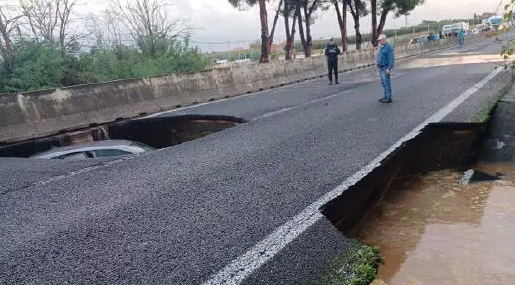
0, 37, 211, 94
1, 40, 65, 93
316, 242, 383, 285
348, 246, 383, 285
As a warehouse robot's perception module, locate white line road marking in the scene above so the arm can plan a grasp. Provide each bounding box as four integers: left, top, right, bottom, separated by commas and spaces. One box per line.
253, 93, 343, 121
201, 67, 503, 285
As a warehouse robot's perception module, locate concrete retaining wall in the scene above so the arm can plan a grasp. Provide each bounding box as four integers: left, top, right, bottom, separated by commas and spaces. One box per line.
0, 37, 476, 144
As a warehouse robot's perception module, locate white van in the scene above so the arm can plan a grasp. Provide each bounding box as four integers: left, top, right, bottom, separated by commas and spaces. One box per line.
442, 25, 452, 36
451, 22, 470, 32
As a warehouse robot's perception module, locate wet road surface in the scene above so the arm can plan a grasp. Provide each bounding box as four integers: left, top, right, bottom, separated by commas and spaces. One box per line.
0, 37, 511, 284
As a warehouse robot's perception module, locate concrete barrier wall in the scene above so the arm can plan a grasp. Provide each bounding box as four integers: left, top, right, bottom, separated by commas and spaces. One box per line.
0, 37, 475, 143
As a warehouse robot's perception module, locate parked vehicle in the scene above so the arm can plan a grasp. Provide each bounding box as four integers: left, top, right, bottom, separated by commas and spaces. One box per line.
409, 35, 430, 44
442, 24, 452, 36
475, 23, 489, 33
30, 140, 156, 160
451, 22, 470, 34
488, 16, 503, 30
418, 35, 430, 42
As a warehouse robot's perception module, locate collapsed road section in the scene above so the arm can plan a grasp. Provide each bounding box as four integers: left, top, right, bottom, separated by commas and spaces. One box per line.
0, 115, 246, 158
0, 38, 512, 285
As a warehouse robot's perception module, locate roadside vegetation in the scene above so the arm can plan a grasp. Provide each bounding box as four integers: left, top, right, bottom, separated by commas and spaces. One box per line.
501, 0, 515, 66
0, 37, 210, 94
0, 0, 499, 94
0, 0, 210, 94
316, 241, 383, 285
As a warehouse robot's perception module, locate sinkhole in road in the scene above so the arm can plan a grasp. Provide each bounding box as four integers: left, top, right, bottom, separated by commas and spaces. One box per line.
320, 122, 489, 234
0, 115, 247, 158
358, 164, 515, 285
319, 101, 515, 284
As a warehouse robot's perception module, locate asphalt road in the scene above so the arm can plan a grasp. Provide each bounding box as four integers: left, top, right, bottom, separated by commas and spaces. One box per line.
0, 37, 509, 285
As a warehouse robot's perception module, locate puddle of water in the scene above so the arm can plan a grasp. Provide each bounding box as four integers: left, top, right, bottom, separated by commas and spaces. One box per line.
357, 163, 515, 285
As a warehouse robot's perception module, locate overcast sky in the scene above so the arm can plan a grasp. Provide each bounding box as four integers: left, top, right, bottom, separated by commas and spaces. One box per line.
89, 0, 503, 52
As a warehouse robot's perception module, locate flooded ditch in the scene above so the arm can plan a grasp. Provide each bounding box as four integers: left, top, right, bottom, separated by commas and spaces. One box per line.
321, 122, 488, 233
364, 164, 515, 285
321, 100, 515, 284
0, 115, 246, 158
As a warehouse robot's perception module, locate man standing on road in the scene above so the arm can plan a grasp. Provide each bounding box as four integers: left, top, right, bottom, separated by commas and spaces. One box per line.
376, 34, 395, 103
325, 38, 341, 85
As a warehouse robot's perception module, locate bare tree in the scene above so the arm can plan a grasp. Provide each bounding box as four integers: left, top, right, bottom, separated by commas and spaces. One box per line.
19, 0, 59, 42
109, 0, 189, 58
18, 0, 86, 54
0, 1, 22, 62
57, 0, 76, 52
91, 10, 124, 50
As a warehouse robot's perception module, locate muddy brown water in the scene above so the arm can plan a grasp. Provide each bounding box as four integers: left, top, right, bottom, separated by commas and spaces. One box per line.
358, 163, 515, 285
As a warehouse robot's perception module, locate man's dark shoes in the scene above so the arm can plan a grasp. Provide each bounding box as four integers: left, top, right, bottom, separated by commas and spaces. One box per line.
329, 82, 333, 85
335, 81, 340, 84
380, 99, 393, 103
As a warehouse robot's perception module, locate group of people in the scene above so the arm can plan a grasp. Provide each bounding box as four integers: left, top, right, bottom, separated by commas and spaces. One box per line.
324, 28, 466, 104
443, 29, 466, 46
428, 29, 466, 46
325, 33, 394, 104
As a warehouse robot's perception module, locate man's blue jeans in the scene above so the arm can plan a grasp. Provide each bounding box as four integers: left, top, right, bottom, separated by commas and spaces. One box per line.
379, 68, 392, 100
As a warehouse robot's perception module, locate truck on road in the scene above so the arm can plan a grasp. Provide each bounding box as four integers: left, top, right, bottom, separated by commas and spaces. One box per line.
488, 15, 503, 30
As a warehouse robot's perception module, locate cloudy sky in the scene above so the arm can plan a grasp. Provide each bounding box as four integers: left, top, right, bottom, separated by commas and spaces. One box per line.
172, 0, 502, 51
88, 0, 504, 51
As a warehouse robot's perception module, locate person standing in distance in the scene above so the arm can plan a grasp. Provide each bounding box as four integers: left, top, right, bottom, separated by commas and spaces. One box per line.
325, 38, 341, 85
458, 28, 465, 47
376, 34, 394, 103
